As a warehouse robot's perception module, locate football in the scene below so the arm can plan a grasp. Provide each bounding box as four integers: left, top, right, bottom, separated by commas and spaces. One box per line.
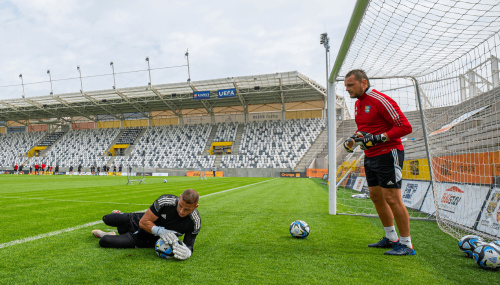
473, 242, 500, 269
155, 238, 174, 259
289, 220, 310, 239
458, 235, 484, 258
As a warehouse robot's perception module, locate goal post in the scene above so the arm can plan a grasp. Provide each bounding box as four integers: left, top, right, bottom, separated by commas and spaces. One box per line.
126, 164, 146, 185
329, 0, 500, 241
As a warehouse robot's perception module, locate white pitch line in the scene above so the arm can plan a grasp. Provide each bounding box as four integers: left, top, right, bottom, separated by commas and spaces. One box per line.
199, 178, 279, 198
0, 196, 151, 206
0, 220, 102, 249
0, 178, 278, 249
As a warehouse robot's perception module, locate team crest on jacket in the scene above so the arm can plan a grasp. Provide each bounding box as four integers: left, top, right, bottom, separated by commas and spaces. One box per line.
365, 106, 371, 113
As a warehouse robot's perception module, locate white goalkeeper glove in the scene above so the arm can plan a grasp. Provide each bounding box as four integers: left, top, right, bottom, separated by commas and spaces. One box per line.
172, 241, 192, 261
151, 226, 179, 244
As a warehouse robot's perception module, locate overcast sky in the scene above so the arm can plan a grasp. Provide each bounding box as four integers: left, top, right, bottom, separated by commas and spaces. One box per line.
0, 0, 356, 100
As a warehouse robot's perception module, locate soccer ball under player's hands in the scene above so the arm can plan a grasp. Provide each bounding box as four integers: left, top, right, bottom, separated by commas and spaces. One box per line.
172, 241, 192, 260
152, 226, 179, 244
354, 131, 385, 150
343, 134, 359, 153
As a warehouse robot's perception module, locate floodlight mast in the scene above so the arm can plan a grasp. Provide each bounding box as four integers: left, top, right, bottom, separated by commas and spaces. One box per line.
47, 70, 54, 96
77, 66, 83, 93
185, 49, 191, 82
145, 57, 152, 87
320, 33, 330, 118
110, 61, 117, 89
19, 74, 25, 98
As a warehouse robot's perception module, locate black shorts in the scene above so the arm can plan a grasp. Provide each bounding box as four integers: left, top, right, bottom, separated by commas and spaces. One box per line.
99, 212, 158, 249
364, 149, 404, 189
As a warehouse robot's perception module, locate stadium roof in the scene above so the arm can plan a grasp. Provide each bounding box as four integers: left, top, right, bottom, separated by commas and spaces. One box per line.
0, 71, 334, 123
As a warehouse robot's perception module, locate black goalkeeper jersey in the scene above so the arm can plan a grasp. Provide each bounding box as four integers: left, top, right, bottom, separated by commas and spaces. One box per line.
143, 194, 201, 251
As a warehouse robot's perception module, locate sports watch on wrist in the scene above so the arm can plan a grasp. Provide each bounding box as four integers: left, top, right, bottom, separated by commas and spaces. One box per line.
380, 134, 387, 142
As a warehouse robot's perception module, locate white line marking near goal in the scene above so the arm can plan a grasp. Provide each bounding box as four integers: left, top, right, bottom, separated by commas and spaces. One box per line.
199, 178, 278, 198
0, 196, 151, 206
0, 178, 278, 249
0, 220, 102, 249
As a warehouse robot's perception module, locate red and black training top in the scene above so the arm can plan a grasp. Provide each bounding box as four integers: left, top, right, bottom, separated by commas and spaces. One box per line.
354, 87, 412, 157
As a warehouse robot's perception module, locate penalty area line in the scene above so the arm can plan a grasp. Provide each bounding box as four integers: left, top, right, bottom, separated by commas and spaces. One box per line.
0, 178, 278, 250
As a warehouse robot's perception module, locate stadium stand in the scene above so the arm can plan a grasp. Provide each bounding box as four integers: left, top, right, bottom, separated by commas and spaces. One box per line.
37, 131, 66, 146
213, 122, 238, 142
0, 131, 46, 167
116, 128, 143, 145
113, 124, 215, 169
220, 118, 326, 169
30, 128, 120, 168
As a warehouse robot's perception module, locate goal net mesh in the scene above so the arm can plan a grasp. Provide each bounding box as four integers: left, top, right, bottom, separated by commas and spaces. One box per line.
333, 0, 500, 240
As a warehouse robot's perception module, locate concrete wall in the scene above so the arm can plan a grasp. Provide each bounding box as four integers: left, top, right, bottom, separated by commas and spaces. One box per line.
0, 167, 291, 177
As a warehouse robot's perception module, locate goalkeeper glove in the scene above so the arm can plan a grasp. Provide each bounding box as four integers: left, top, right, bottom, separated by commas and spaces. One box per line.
354, 131, 386, 150
343, 134, 358, 153
172, 241, 192, 260
152, 226, 179, 244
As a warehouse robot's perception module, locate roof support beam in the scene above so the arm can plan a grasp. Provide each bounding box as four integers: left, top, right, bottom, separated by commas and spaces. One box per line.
81, 92, 122, 120
279, 77, 286, 119
53, 96, 95, 122
151, 87, 180, 116
115, 90, 150, 119
232, 80, 248, 113
0, 112, 26, 126
24, 98, 72, 123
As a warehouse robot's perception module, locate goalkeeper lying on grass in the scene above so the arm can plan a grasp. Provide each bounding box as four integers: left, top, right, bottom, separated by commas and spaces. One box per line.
92, 189, 200, 261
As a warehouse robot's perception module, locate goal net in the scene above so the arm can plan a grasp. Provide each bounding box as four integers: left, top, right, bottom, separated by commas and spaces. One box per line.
331, 0, 500, 241
126, 164, 146, 185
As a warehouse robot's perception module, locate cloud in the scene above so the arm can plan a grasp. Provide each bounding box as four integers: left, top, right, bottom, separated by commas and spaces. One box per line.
0, 0, 356, 99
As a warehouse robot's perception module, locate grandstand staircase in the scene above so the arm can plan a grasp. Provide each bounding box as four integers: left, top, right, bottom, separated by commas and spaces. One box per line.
230, 123, 245, 154
203, 125, 219, 154
293, 128, 328, 172
38, 131, 67, 156
123, 128, 147, 156
213, 155, 223, 167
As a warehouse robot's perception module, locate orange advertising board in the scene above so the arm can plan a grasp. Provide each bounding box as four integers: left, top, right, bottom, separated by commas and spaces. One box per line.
431, 151, 499, 184
187, 171, 223, 177
307, 168, 328, 178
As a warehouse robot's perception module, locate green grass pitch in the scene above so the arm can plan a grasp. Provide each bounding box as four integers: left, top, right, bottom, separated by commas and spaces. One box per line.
0, 175, 497, 284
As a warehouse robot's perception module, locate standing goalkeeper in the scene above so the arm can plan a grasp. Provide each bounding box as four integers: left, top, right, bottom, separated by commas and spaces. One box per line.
92, 189, 200, 260
343, 69, 414, 256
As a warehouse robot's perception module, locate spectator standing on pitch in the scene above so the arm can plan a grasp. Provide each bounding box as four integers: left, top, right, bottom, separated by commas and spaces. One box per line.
69, 164, 74, 175
343, 69, 414, 256
92, 189, 201, 261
